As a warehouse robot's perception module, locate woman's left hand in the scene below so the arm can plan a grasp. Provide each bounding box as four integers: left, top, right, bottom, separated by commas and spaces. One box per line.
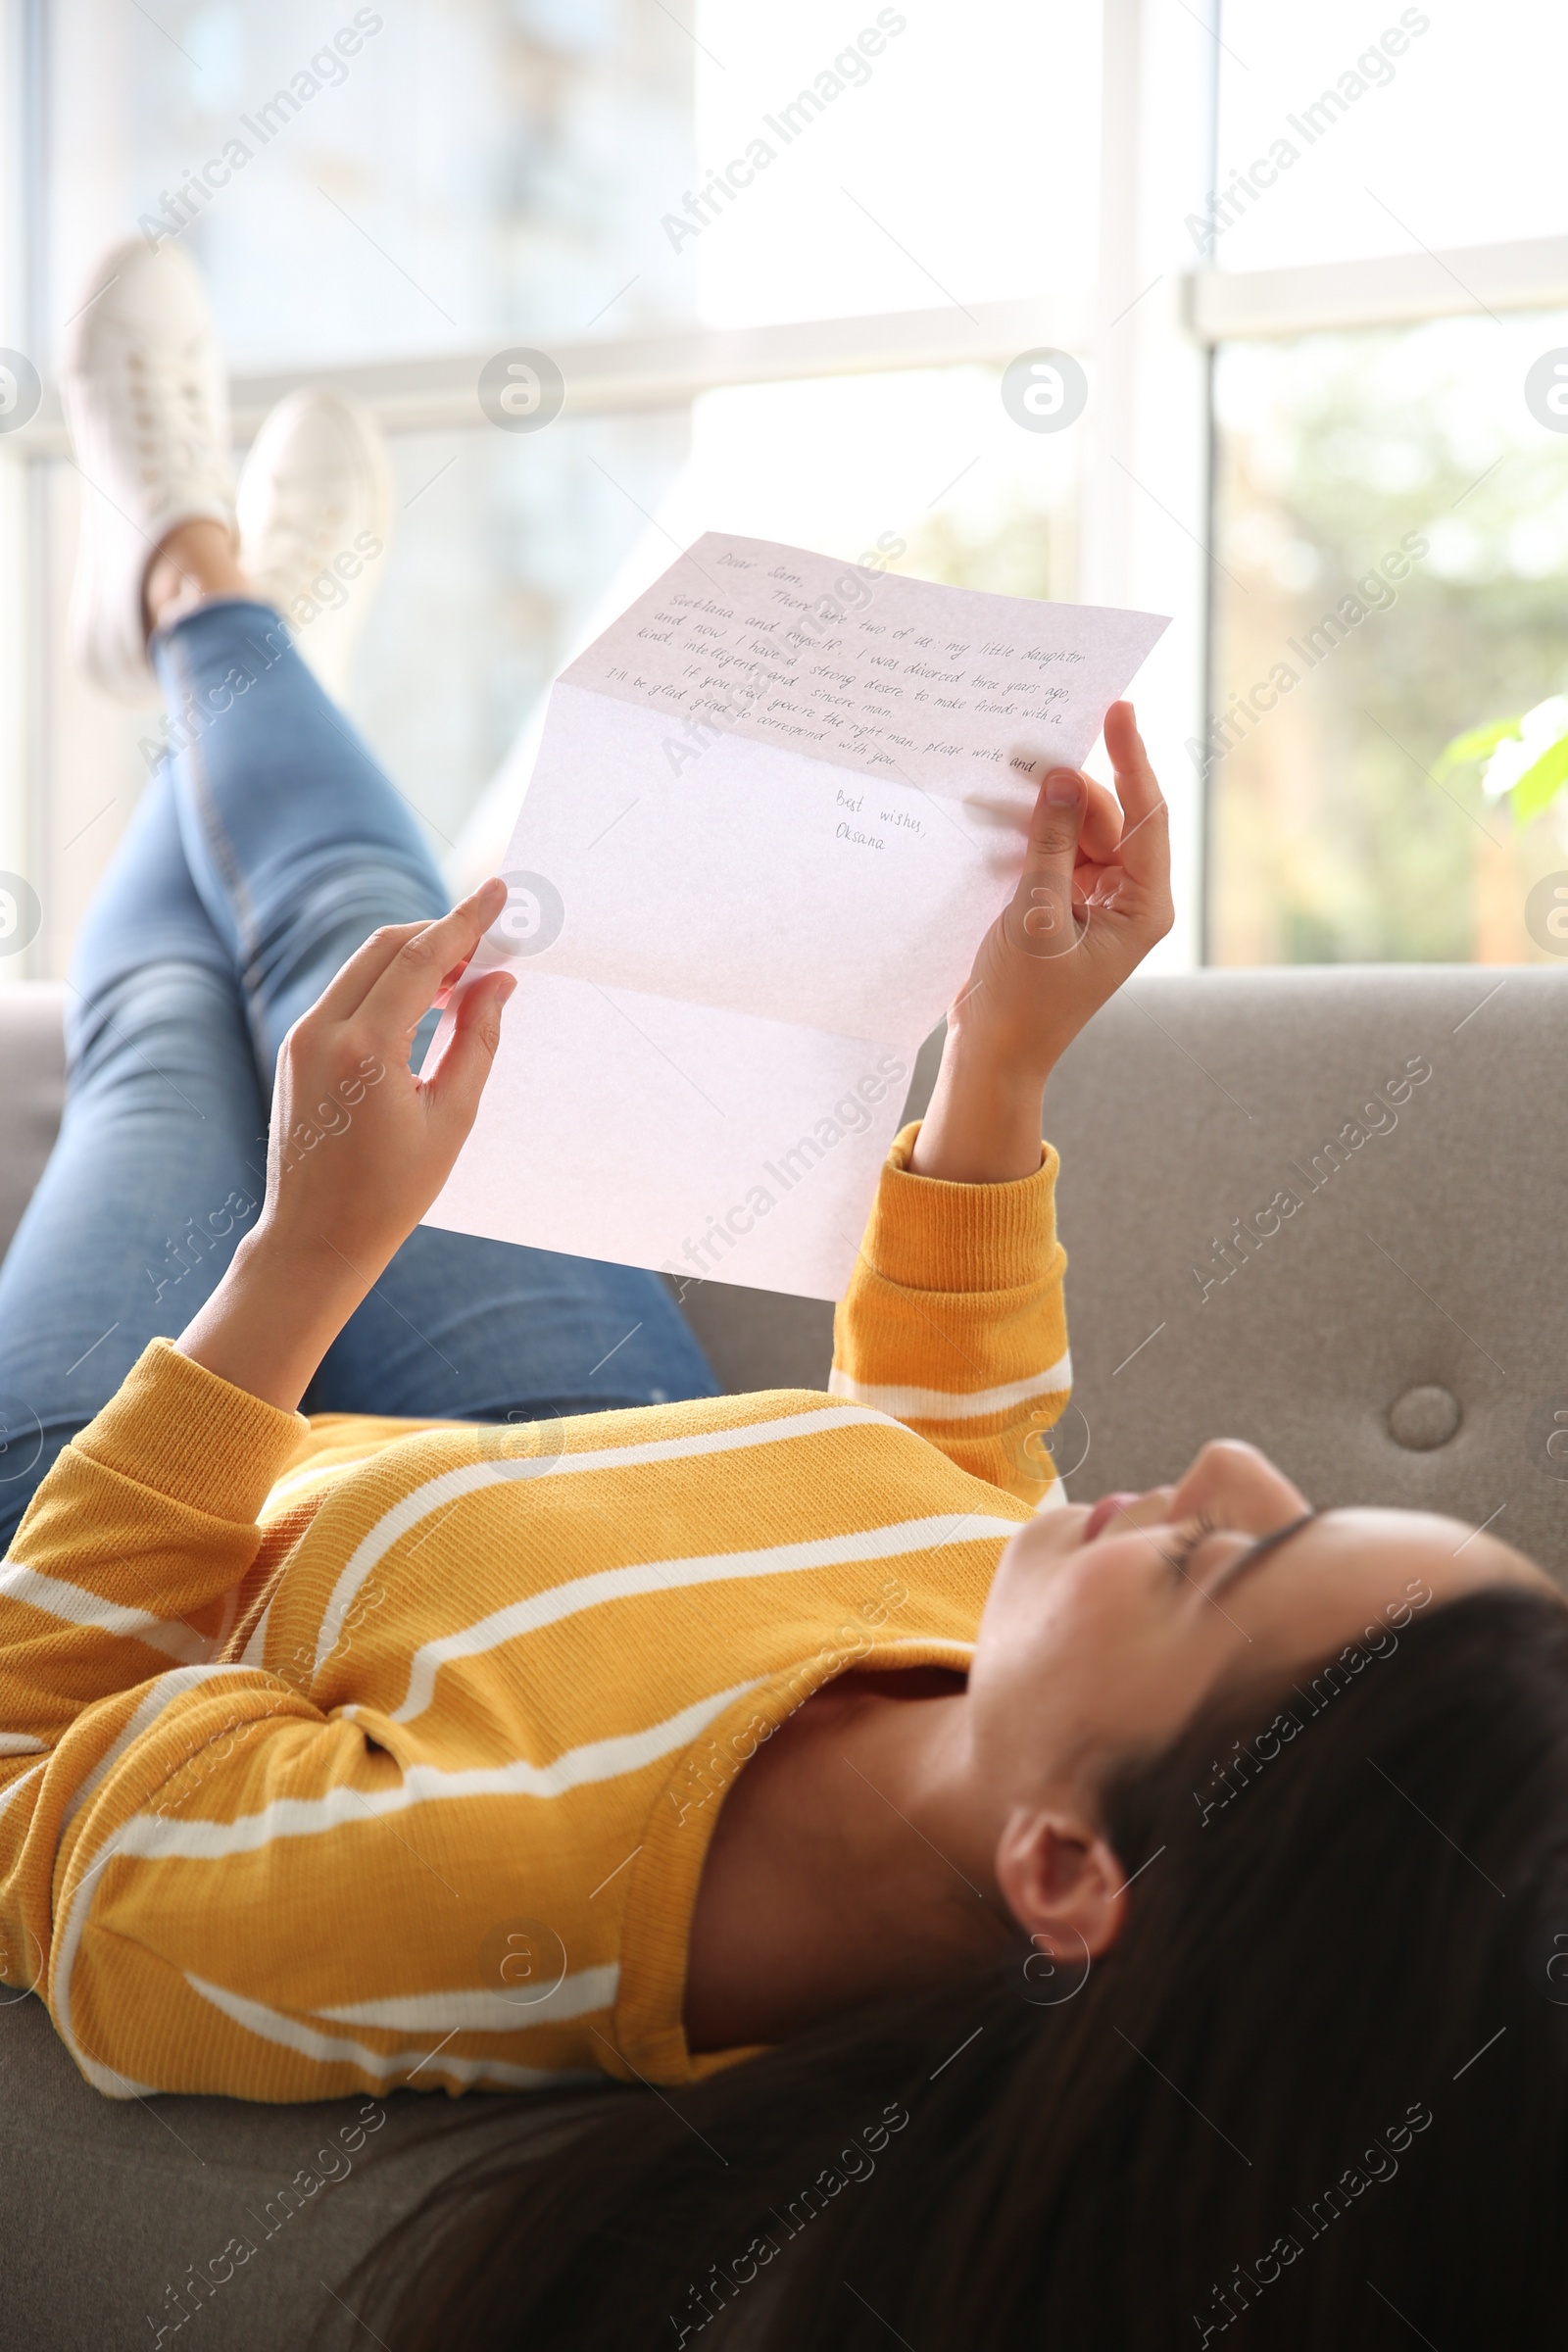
909, 702, 1173, 1183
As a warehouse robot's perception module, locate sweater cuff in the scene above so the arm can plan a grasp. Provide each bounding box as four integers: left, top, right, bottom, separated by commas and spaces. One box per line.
72, 1339, 310, 1524
862, 1121, 1062, 1293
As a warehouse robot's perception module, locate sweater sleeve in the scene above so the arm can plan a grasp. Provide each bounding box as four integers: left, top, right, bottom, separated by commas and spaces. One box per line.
830, 1121, 1071, 1509
0, 1341, 321, 2083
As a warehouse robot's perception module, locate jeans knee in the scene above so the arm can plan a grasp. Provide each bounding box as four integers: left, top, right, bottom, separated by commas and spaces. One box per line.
67, 961, 255, 1106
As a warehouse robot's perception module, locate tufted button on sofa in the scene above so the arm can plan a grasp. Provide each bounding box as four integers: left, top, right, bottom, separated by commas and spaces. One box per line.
1387, 1384, 1464, 1451
2, 963, 1566, 2346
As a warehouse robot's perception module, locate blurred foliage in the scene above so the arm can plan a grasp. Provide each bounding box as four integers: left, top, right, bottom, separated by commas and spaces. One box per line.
1436, 698, 1568, 824
899, 499, 1059, 603
1208, 318, 1568, 963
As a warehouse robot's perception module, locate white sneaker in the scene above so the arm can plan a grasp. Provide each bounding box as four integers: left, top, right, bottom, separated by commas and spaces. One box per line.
236, 389, 394, 704
63, 238, 237, 706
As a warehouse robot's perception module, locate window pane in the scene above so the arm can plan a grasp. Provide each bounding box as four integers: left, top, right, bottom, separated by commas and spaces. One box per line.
357, 410, 691, 844
681, 367, 1077, 590
1206, 310, 1568, 964
692, 0, 1101, 327
43, 0, 1092, 372
45, 0, 697, 372
1211, 0, 1568, 272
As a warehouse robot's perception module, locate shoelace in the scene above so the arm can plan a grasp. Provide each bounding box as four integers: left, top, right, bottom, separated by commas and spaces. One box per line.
122, 336, 229, 502
247, 501, 354, 593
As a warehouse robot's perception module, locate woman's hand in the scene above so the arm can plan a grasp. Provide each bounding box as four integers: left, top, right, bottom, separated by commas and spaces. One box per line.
177, 880, 515, 1410
909, 703, 1172, 1183
262, 878, 514, 1278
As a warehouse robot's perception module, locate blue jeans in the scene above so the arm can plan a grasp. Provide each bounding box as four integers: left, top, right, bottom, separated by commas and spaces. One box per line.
0, 599, 716, 1550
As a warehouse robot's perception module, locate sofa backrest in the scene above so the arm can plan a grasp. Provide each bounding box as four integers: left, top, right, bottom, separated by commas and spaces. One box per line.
1037, 965, 1567, 1581
0, 984, 67, 1264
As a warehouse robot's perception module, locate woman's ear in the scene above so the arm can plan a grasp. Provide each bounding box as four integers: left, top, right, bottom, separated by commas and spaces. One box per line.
994, 1803, 1130, 1959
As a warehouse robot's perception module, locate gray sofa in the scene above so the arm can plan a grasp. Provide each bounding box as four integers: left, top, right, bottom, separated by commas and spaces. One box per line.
3, 965, 1566, 2348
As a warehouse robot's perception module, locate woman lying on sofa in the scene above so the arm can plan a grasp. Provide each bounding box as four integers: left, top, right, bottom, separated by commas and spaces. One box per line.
2, 240, 1566, 2352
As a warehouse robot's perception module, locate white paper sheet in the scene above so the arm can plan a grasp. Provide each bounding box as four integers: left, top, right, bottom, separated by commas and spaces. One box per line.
423, 533, 1168, 1300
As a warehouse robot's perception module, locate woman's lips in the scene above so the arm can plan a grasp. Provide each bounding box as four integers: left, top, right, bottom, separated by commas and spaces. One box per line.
1083, 1491, 1142, 1543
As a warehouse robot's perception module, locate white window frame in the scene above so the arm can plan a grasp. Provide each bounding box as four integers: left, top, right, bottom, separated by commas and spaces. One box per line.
1189, 230, 1568, 342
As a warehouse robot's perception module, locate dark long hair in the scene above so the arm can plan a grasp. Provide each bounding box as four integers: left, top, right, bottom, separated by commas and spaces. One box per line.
339, 1590, 1568, 2348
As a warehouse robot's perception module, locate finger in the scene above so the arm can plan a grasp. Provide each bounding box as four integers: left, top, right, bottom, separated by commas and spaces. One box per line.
360, 881, 510, 1039
1102, 701, 1162, 825
421, 969, 516, 1130
308, 918, 437, 1026
1076, 774, 1123, 870
1006, 769, 1085, 958
312, 879, 510, 1029
432, 941, 483, 1011
1102, 702, 1169, 889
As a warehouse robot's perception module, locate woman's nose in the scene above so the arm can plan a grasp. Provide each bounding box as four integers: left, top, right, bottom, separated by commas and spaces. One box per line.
1172, 1440, 1309, 1530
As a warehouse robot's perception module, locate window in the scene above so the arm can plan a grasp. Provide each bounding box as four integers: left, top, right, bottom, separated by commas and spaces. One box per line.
1201, 0, 1568, 963
1207, 312, 1568, 963
15, 3, 1557, 983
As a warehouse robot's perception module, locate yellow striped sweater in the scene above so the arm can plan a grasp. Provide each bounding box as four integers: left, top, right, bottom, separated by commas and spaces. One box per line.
0, 1126, 1068, 2103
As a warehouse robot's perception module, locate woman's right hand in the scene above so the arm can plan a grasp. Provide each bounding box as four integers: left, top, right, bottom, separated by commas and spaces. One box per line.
176, 880, 516, 1411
